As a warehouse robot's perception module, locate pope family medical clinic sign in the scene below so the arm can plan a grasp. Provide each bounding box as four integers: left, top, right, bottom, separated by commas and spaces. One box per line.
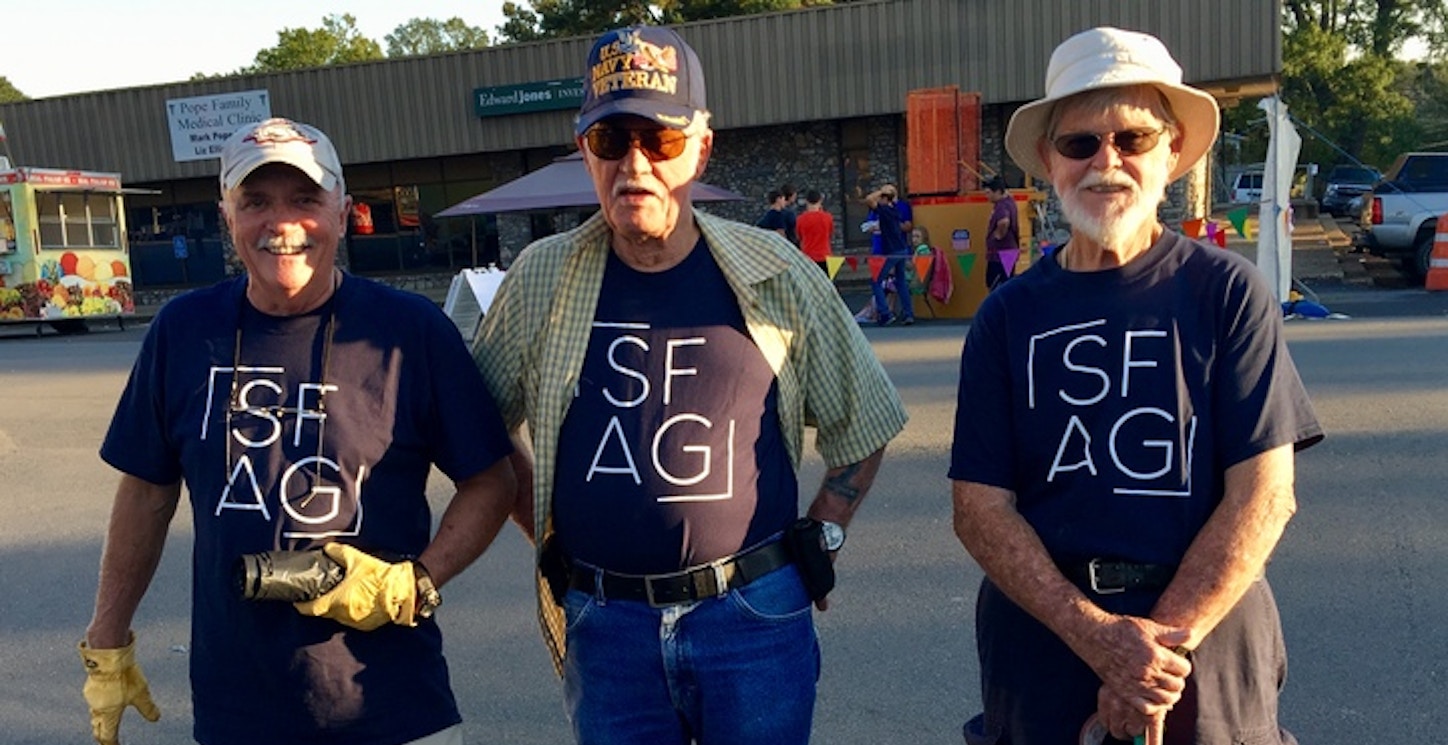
474, 78, 585, 118
165, 90, 273, 163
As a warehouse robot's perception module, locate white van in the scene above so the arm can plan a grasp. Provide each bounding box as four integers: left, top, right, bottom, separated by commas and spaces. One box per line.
1231, 170, 1264, 204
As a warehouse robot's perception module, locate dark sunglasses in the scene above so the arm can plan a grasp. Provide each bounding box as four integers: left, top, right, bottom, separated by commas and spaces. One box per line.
584, 125, 690, 162
1052, 128, 1166, 160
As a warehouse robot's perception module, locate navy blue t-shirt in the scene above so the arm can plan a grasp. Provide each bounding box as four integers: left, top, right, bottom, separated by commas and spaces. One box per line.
875, 201, 910, 255
101, 274, 513, 745
553, 240, 797, 574
949, 231, 1323, 566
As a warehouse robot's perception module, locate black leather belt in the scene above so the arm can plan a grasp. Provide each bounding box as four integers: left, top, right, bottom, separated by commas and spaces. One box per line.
1059, 558, 1176, 595
569, 541, 792, 607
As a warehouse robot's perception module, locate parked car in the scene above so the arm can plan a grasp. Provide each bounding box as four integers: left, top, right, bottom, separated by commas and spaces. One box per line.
1320, 165, 1381, 217
1231, 170, 1264, 204
1358, 152, 1448, 279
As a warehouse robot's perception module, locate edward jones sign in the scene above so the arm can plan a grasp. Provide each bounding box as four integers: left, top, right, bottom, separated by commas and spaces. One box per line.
474, 78, 585, 118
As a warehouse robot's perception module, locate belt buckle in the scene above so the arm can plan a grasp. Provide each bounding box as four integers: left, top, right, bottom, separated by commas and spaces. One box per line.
643, 562, 729, 608
1087, 558, 1125, 595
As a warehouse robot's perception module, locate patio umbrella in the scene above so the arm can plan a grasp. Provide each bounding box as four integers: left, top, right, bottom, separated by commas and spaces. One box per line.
436, 152, 745, 217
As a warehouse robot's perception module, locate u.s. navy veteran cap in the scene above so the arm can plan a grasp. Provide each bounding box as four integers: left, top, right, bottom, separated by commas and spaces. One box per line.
575, 25, 708, 135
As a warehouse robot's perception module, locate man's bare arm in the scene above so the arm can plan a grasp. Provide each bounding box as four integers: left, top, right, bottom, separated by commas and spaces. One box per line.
86, 475, 182, 649
1150, 444, 1297, 647
951, 479, 1189, 716
416, 456, 517, 587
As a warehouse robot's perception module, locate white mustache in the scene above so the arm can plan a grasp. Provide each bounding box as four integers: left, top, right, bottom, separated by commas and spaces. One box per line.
1076, 172, 1137, 192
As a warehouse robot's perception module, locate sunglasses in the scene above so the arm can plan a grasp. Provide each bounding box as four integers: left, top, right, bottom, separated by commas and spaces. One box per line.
1052, 128, 1166, 160
584, 124, 689, 162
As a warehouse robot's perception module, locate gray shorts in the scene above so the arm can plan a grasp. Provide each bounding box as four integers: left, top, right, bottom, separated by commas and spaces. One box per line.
964, 577, 1296, 745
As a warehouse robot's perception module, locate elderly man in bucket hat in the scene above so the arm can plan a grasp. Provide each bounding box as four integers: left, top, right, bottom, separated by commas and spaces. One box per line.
948, 27, 1323, 745
472, 24, 906, 745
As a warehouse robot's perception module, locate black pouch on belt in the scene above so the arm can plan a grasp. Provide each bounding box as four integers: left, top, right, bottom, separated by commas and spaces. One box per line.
784, 518, 836, 602
539, 534, 572, 606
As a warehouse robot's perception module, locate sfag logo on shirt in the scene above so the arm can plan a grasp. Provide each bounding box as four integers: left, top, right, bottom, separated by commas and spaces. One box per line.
591, 29, 680, 98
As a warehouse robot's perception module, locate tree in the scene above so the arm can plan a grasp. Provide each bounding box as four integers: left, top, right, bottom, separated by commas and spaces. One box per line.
0, 76, 27, 103
385, 17, 491, 57
248, 14, 384, 73
1222, 1, 1448, 170
496, 0, 853, 43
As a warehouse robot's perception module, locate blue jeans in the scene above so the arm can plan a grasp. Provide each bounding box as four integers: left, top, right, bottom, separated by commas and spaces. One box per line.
562, 564, 820, 745
871, 255, 915, 322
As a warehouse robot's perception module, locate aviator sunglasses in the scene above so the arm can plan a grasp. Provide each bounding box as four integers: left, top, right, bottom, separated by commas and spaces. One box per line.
584, 124, 689, 162
1052, 128, 1166, 160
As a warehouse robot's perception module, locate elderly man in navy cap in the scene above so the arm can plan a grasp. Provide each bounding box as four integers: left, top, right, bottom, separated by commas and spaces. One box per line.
949, 27, 1323, 745
473, 24, 907, 745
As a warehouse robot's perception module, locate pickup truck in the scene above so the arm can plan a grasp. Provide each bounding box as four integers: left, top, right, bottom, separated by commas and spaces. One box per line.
1358, 152, 1448, 279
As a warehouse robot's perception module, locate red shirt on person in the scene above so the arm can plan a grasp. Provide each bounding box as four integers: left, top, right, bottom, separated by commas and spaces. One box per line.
796, 209, 834, 262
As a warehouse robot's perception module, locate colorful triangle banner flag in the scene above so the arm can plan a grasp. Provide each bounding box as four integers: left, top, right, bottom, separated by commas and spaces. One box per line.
914, 256, 933, 284
867, 256, 886, 281
956, 253, 977, 279
1226, 206, 1251, 239
1181, 218, 1203, 238
845, 256, 858, 271
1205, 221, 1218, 241
825, 256, 845, 281
999, 249, 1021, 277
1214, 229, 1228, 248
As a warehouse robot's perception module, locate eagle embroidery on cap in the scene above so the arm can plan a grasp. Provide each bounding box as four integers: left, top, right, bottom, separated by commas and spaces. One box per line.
244, 120, 317, 147
591, 28, 680, 97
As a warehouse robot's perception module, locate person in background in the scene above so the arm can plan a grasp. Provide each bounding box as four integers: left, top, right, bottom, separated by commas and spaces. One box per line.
472, 24, 907, 745
778, 182, 800, 247
949, 27, 1323, 745
983, 175, 1019, 290
757, 189, 787, 237
796, 188, 835, 273
80, 117, 517, 745
865, 183, 915, 326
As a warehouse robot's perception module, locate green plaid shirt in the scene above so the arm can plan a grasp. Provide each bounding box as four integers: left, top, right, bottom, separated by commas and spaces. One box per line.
472, 208, 908, 672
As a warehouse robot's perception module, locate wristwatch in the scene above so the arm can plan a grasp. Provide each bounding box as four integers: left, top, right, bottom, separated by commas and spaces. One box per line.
413, 562, 442, 620
819, 521, 846, 552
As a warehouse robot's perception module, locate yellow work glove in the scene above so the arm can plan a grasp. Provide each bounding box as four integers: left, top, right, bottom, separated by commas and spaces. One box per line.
78, 633, 161, 745
293, 543, 417, 631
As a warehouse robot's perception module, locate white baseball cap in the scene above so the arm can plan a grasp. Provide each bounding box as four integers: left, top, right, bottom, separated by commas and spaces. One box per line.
1005, 27, 1220, 182
219, 118, 343, 193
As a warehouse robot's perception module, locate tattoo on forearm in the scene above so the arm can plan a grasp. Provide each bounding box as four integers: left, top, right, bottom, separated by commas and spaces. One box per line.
825, 462, 864, 503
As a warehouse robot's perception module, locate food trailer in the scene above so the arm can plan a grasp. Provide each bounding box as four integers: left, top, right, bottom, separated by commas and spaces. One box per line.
0, 166, 135, 328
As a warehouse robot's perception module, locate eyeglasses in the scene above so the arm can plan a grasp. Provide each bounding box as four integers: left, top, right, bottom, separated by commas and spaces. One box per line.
1051, 128, 1166, 160
583, 124, 689, 162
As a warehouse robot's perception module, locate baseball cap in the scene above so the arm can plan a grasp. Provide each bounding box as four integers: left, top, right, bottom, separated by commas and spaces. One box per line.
219, 117, 343, 193
575, 26, 709, 135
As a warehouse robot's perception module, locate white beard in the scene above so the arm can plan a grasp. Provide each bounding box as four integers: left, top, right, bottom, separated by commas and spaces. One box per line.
1058, 170, 1165, 251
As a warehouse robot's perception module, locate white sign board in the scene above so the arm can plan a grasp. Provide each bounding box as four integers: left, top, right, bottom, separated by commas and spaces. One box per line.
443, 267, 506, 341
165, 90, 272, 163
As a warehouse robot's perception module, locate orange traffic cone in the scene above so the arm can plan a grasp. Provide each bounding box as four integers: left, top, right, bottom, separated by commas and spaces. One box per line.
1428, 213, 1448, 292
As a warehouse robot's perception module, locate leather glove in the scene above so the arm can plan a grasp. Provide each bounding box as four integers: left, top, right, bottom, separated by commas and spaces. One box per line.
79, 633, 161, 745
293, 543, 417, 631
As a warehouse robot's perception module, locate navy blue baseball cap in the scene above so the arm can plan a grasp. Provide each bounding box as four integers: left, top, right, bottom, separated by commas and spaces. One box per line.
575, 25, 709, 135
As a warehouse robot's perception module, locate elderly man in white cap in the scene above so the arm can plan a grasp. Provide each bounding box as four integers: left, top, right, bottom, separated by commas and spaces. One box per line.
948, 28, 1323, 745
79, 117, 517, 745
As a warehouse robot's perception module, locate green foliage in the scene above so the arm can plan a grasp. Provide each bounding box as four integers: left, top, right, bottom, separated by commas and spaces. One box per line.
247, 14, 384, 73
496, 0, 847, 43
0, 75, 27, 103
385, 17, 491, 57
1225, 2, 1448, 170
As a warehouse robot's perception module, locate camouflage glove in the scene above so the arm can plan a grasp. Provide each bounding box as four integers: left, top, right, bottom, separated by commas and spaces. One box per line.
78, 633, 161, 745
293, 543, 417, 631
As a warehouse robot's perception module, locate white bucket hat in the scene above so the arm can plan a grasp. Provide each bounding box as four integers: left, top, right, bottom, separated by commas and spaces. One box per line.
1004, 27, 1220, 183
